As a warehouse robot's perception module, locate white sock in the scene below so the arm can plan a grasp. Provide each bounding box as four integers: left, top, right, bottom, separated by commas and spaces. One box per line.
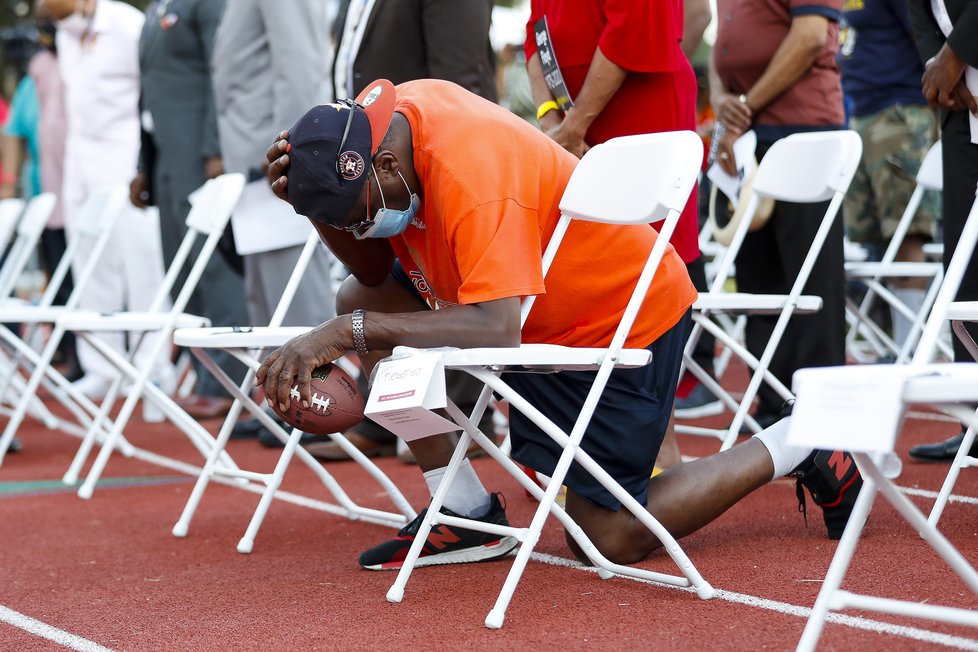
752, 416, 814, 479
890, 287, 925, 348
423, 458, 491, 518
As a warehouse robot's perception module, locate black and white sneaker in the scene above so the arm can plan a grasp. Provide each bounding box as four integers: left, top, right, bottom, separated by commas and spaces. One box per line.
789, 449, 863, 540
358, 493, 518, 570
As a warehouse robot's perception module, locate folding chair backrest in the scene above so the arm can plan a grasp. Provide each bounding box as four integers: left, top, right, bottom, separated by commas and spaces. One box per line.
40, 187, 128, 310
267, 229, 324, 327
707, 131, 862, 294
878, 140, 943, 266
146, 172, 245, 315
0, 193, 55, 299
0, 198, 24, 250
913, 183, 978, 365
522, 131, 703, 327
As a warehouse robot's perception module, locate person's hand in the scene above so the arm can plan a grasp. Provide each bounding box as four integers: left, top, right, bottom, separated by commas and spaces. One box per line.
265, 130, 291, 202
921, 44, 975, 112
255, 318, 351, 412
204, 156, 224, 180
716, 92, 752, 134
544, 117, 590, 159
129, 170, 149, 208
715, 127, 739, 177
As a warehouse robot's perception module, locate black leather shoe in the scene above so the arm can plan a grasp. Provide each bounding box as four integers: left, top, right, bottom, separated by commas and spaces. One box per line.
907, 431, 975, 462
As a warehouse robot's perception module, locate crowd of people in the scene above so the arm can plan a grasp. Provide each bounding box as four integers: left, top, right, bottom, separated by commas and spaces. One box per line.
1, 0, 976, 570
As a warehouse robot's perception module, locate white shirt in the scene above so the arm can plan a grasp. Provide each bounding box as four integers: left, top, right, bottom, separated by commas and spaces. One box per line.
333, 0, 377, 99
57, 0, 143, 148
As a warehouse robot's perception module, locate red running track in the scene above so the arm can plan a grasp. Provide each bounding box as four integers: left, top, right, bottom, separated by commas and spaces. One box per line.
0, 397, 976, 651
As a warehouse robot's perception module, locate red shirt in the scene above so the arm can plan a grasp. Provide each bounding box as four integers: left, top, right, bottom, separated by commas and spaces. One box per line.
713, 0, 845, 129
524, 0, 701, 263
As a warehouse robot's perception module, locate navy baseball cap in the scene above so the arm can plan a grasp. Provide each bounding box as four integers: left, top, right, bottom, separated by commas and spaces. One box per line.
287, 79, 397, 225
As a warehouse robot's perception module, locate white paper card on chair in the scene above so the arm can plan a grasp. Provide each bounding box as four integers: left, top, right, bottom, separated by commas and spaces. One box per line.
229, 180, 312, 255
787, 366, 914, 453
364, 352, 458, 440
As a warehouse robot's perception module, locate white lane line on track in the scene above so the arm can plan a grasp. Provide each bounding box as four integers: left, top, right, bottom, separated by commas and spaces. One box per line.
906, 411, 964, 424
900, 486, 978, 505
0, 605, 114, 652
529, 552, 978, 649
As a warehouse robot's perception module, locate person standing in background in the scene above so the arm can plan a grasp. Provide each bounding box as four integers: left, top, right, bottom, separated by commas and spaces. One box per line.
307, 0, 501, 463
211, 0, 337, 441
710, 0, 848, 429
839, 0, 939, 352
906, 0, 978, 462
524, 0, 708, 467
38, 0, 173, 399
131, 0, 248, 420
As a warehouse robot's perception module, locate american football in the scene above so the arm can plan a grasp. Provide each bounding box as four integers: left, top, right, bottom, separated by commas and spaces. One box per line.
274, 363, 365, 435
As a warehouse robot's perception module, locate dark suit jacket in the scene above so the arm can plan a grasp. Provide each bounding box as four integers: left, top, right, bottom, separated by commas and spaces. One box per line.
331, 0, 497, 101
908, 0, 978, 66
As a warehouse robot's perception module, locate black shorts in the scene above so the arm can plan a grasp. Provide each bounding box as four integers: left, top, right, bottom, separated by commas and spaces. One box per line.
505, 310, 691, 511
391, 259, 690, 510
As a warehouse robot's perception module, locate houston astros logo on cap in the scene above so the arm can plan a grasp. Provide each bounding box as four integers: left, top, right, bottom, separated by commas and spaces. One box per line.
337, 151, 365, 180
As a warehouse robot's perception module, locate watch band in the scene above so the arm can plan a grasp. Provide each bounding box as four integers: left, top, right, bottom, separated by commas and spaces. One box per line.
351, 308, 368, 355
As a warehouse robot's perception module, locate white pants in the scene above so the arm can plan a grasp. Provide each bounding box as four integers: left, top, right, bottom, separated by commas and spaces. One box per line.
62, 141, 172, 384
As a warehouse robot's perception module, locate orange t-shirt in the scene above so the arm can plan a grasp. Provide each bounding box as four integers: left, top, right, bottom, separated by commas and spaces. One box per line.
390, 80, 696, 348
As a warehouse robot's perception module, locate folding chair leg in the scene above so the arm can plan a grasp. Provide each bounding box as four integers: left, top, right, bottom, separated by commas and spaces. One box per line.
235, 427, 306, 553
798, 450, 978, 652
0, 323, 75, 466
63, 375, 129, 486
928, 421, 978, 526
387, 429, 478, 606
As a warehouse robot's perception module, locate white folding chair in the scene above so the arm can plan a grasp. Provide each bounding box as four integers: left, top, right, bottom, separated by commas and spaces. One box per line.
678, 131, 863, 450
844, 140, 948, 363
0, 188, 129, 461
170, 230, 414, 553
795, 183, 978, 651
377, 132, 714, 629
0, 174, 247, 496
927, 299, 978, 526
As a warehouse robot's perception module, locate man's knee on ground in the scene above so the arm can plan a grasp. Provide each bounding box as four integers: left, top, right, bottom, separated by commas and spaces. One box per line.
564, 490, 660, 566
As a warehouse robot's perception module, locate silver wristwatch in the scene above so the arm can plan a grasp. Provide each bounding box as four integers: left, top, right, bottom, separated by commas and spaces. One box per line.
351, 308, 368, 355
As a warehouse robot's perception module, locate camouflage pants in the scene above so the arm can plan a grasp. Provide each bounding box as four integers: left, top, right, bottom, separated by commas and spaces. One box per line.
844, 103, 940, 245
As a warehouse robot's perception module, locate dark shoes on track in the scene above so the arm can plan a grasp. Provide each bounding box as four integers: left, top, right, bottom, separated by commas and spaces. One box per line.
789, 449, 863, 539
359, 493, 517, 570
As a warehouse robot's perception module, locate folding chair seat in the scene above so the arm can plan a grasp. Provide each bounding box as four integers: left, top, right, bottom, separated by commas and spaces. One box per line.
0, 188, 129, 461
677, 131, 863, 450
844, 140, 948, 363
792, 183, 978, 650
170, 231, 414, 554
0, 174, 247, 496
364, 132, 714, 629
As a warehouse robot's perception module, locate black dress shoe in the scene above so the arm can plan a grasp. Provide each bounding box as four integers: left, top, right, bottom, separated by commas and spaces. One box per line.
908, 430, 976, 462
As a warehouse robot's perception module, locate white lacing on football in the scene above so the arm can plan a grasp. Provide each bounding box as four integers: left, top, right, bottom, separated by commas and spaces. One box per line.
311, 393, 332, 413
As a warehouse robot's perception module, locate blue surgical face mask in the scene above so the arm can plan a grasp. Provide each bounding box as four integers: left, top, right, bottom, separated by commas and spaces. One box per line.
354, 167, 420, 239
